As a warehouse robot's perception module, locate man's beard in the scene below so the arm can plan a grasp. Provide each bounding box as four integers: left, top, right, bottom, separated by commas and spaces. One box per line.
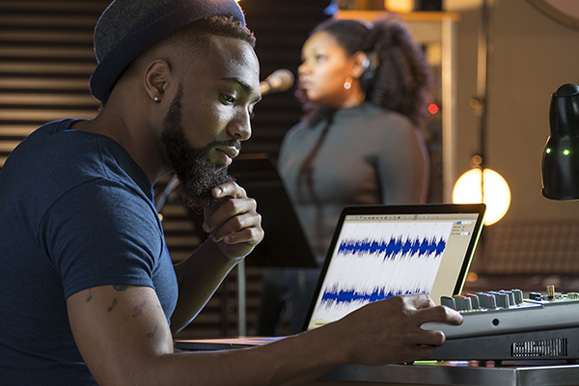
160, 87, 239, 212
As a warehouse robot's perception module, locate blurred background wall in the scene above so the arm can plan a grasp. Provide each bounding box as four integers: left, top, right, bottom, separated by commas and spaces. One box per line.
2, 0, 579, 337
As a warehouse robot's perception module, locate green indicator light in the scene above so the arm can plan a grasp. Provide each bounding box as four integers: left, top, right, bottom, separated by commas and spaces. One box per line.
546, 148, 551, 154
563, 149, 571, 156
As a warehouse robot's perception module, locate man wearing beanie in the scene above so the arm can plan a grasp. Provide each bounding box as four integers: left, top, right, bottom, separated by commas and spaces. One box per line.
0, 0, 461, 384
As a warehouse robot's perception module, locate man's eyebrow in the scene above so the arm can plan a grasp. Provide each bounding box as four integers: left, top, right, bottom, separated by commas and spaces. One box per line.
220, 76, 262, 103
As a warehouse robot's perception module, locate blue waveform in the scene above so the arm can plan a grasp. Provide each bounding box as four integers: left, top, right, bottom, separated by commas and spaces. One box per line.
337, 235, 446, 259
320, 286, 427, 308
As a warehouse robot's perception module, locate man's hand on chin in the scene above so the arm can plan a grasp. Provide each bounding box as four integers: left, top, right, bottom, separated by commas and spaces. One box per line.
202, 181, 264, 260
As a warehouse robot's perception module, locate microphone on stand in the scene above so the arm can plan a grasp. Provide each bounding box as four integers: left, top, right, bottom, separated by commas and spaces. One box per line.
260, 69, 294, 96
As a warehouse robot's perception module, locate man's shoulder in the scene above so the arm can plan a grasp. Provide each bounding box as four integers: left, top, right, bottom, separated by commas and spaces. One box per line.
27, 118, 78, 138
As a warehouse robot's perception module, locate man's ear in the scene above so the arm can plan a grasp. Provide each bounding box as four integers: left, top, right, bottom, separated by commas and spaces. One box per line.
144, 59, 171, 102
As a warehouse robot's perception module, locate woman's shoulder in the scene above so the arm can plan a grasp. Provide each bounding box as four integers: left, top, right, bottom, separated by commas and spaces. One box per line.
279, 120, 315, 158
351, 104, 416, 135
283, 119, 322, 141
287, 120, 310, 134
370, 104, 413, 124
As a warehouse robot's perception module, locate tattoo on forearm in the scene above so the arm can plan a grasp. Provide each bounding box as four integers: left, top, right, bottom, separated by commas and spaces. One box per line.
107, 298, 118, 312
132, 301, 147, 318
113, 285, 128, 292
85, 289, 92, 303
147, 325, 158, 338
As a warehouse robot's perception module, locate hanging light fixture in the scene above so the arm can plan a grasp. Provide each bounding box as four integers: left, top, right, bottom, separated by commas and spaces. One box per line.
452, 0, 510, 226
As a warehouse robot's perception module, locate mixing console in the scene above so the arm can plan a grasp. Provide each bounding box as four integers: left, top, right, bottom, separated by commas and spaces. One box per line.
423, 286, 579, 339
424, 286, 579, 361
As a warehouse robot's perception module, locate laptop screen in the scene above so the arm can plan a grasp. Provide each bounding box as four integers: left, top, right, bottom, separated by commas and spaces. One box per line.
304, 204, 485, 330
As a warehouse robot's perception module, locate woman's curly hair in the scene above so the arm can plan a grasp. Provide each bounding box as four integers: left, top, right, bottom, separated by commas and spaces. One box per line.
299, 15, 432, 128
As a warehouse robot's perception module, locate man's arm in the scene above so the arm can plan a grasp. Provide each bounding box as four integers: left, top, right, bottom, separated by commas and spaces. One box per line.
170, 181, 264, 332
68, 285, 461, 386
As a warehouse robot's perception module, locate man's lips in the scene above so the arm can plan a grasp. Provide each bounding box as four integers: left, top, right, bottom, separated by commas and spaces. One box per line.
215, 146, 239, 166
217, 146, 239, 160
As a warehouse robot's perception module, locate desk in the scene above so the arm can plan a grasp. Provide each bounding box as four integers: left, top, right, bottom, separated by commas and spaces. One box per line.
310, 361, 579, 386
175, 340, 579, 385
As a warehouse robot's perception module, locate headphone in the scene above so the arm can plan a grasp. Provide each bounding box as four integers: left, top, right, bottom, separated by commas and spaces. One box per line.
360, 50, 379, 86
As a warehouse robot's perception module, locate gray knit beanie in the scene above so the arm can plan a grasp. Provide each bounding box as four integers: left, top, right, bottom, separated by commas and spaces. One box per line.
90, 0, 245, 102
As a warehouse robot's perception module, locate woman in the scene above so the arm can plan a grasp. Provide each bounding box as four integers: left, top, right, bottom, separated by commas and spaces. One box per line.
280, 15, 432, 257
258, 16, 432, 335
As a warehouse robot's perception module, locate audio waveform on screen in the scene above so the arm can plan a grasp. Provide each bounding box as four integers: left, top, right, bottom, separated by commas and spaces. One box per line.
320, 285, 428, 309
337, 235, 447, 260
309, 221, 454, 321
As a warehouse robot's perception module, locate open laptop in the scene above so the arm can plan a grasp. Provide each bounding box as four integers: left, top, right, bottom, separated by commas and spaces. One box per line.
175, 203, 486, 351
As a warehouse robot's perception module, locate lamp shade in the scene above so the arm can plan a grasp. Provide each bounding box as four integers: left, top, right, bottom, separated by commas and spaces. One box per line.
541, 83, 579, 200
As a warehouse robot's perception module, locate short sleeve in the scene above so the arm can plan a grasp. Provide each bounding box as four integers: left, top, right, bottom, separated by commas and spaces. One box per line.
40, 178, 163, 299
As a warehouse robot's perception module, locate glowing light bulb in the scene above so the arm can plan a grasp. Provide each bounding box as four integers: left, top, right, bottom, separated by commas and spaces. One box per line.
452, 168, 511, 226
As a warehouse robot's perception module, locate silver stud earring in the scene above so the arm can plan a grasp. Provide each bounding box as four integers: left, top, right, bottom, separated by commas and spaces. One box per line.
154, 96, 161, 103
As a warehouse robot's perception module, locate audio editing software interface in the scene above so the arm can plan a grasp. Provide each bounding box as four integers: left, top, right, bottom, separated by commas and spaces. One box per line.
306, 212, 480, 330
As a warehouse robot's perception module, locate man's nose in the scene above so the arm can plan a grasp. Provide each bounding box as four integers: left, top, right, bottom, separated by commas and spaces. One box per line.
228, 110, 252, 141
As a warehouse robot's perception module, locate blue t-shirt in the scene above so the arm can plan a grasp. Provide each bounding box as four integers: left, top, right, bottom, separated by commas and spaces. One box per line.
0, 119, 178, 385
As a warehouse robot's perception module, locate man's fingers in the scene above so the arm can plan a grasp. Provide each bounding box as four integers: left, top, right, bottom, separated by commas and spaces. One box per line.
202, 181, 247, 232
414, 305, 463, 326
398, 293, 436, 312
415, 329, 447, 347
220, 225, 264, 245
211, 181, 246, 200
209, 210, 262, 243
199, 181, 263, 257
203, 197, 257, 234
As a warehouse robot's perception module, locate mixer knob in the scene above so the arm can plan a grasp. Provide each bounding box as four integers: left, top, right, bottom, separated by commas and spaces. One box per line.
440, 296, 456, 309
452, 295, 473, 311
498, 290, 514, 306
495, 292, 510, 308
512, 289, 524, 304
476, 292, 497, 309
465, 293, 480, 309
546, 285, 555, 300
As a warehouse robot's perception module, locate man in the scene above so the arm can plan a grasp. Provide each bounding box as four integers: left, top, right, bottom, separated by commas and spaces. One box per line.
0, 0, 462, 384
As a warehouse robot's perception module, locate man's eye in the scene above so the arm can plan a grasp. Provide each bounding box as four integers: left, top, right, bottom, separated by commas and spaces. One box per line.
221, 94, 235, 104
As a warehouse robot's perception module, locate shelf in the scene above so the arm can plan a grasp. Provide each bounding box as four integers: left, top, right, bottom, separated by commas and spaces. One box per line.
335, 10, 460, 22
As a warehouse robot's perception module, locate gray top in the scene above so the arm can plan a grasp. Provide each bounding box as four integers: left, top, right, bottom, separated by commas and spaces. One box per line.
278, 103, 429, 260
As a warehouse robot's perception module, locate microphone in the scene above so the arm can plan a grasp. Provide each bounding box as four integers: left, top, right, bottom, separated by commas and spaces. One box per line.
260, 69, 294, 96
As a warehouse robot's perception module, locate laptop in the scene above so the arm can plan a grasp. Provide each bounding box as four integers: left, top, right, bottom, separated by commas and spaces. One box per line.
175, 203, 486, 351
